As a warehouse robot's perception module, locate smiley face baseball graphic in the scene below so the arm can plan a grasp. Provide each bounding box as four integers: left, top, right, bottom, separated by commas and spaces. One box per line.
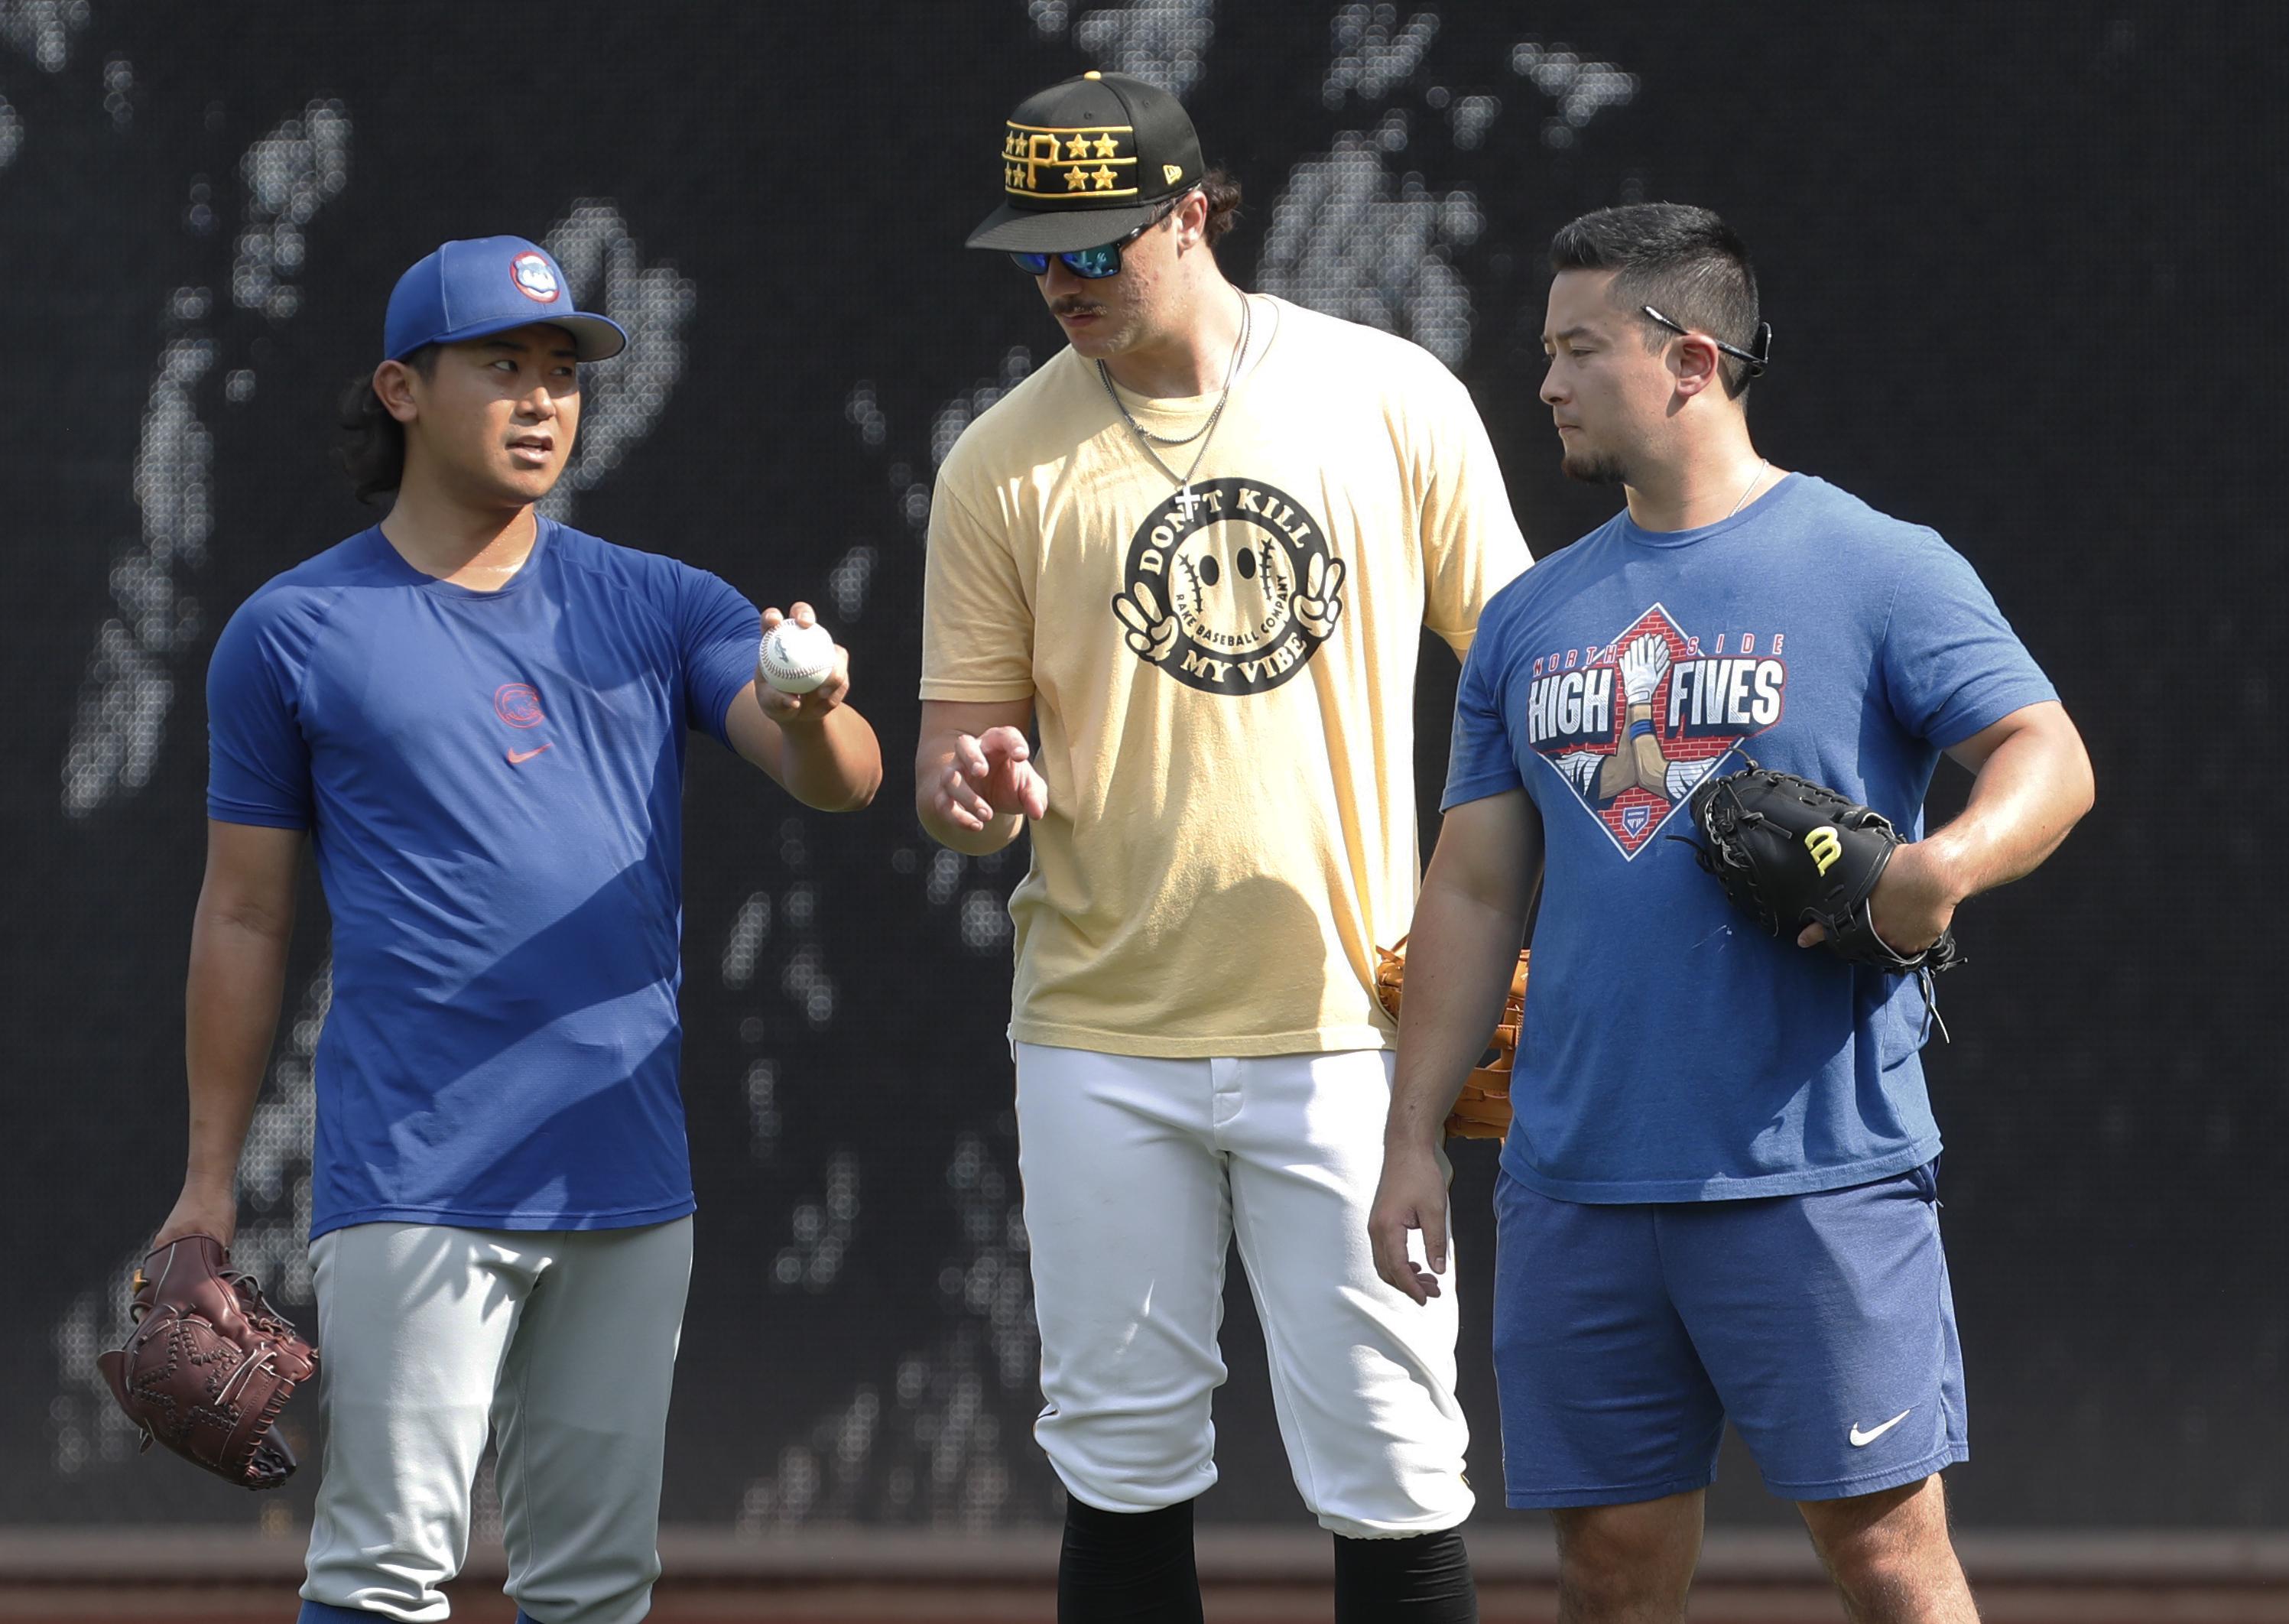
1111, 476, 1346, 696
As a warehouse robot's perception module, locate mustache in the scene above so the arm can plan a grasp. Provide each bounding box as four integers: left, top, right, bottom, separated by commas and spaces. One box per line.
1051, 297, 1106, 317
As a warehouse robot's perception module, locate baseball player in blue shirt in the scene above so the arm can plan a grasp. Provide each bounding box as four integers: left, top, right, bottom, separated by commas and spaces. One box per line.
143, 235, 882, 1624
1370, 205, 2093, 1623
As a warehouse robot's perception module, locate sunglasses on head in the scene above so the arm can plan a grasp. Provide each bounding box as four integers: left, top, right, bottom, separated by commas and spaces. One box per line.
1008, 193, 1190, 279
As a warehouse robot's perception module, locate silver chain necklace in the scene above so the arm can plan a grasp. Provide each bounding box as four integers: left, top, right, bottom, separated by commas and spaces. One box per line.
1097, 291, 1252, 505
1725, 457, 1771, 519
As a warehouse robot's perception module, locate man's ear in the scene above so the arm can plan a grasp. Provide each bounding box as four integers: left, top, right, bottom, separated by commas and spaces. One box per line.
1670, 333, 1724, 400
1175, 189, 1210, 252
372, 359, 420, 425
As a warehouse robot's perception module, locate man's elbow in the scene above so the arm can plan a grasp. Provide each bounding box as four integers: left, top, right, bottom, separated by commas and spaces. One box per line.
2052, 713, 2096, 825
805, 765, 882, 814
195, 895, 297, 951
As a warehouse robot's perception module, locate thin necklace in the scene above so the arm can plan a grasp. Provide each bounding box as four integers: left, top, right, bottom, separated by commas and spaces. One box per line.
1725, 457, 1771, 519
1098, 290, 1252, 506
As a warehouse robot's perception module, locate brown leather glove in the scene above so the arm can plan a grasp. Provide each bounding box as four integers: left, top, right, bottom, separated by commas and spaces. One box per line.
96, 1235, 319, 1490
1374, 937, 1528, 1140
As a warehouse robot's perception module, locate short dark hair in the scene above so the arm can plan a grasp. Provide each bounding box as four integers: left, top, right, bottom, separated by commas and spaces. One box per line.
1548, 203, 1761, 398
335, 345, 437, 505
1199, 167, 1242, 248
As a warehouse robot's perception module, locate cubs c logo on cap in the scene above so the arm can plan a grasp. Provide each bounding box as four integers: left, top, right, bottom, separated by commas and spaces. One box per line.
510, 252, 560, 304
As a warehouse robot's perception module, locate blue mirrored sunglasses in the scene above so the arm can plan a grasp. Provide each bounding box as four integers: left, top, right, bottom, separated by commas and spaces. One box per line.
1008, 194, 1188, 279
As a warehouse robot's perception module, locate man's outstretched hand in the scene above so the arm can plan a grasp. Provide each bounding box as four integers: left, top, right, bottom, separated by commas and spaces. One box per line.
932, 726, 1049, 832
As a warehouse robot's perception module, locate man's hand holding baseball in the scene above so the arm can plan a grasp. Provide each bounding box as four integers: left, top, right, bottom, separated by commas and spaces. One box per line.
728, 599, 881, 811
753, 602, 851, 726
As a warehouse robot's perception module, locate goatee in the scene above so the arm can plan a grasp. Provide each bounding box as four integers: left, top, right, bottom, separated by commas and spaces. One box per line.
1562, 449, 1628, 486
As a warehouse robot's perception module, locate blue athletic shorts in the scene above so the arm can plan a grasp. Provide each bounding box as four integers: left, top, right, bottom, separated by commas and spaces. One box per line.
1492, 1159, 1967, 1508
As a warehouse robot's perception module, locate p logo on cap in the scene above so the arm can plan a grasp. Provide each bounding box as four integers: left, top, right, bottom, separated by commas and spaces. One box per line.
511, 252, 560, 304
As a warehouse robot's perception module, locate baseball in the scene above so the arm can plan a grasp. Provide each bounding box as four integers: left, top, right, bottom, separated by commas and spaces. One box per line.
759, 619, 837, 694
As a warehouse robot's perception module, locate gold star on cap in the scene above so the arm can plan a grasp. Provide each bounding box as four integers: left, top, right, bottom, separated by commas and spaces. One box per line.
1092, 165, 1115, 190
1064, 166, 1091, 190
1065, 135, 1090, 160
1093, 133, 1119, 159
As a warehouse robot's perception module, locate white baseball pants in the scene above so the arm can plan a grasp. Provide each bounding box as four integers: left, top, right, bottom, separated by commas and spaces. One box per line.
299, 1218, 693, 1624
1015, 1044, 1472, 1538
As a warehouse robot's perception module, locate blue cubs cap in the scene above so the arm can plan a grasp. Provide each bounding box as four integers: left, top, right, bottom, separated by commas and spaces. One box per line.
382, 235, 628, 363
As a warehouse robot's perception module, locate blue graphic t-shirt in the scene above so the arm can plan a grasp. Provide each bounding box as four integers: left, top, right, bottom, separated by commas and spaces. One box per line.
207, 521, 761, 1238
1444, 475, 2056, 1202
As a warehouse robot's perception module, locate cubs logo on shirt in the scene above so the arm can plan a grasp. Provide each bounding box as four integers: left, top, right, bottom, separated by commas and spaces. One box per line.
1528, 603, 1787, 858
493, 683, 547, 726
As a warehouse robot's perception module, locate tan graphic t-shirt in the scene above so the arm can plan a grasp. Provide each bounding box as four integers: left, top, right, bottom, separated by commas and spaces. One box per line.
922, 296, 1531, 1057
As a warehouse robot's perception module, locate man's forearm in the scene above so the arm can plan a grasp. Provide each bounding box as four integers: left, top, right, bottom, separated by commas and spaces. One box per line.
774, 707, 883, 812
181, 910, 294, 1196
1388, 879, 1530, 1154
1927, 718, 2093, 901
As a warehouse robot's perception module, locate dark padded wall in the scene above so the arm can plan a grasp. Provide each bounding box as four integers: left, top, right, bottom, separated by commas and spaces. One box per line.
4, 1, 2279, 1531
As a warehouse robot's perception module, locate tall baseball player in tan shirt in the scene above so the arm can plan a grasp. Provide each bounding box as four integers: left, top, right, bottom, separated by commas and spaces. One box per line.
916, 71, 1530, 1622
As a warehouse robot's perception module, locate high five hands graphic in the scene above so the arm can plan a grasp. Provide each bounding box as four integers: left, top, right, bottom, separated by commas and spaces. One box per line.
1597, 632, 1677, 801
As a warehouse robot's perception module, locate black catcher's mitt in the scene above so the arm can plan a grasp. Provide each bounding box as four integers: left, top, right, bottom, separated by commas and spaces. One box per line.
1680, 760, 1962, 979
96, 1235, 318, 1489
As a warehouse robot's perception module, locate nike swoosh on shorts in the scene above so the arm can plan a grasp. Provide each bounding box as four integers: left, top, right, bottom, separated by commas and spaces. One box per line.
1849, 1408, 1912, 1447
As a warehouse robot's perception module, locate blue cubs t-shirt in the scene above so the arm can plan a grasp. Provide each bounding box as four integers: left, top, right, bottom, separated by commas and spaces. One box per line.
206, 521, 761, 1239
1444, 474, 2056, 1203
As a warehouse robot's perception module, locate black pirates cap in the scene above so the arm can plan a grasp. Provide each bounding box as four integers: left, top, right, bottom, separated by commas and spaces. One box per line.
966, 70, 1206, 254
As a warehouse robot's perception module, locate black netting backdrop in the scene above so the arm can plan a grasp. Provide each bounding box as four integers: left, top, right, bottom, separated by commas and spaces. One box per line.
5, 1, 2281, 1532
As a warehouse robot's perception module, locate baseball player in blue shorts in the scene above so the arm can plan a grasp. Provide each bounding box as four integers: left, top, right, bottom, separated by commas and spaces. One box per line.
143, 235, 882, 1623
1369, 205, 2094, 1622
